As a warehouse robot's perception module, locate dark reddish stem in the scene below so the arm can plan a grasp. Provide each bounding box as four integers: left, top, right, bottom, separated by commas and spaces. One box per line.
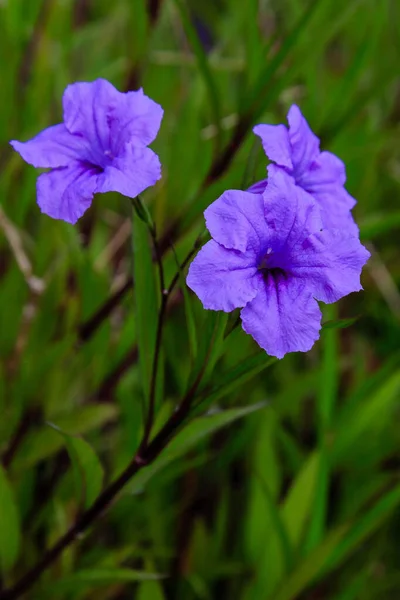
141, 220, 168, 446
0, 368, 205, 600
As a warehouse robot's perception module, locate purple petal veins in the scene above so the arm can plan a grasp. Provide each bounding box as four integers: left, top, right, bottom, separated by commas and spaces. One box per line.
187, 169, 370, 359
10, 78, 163, 223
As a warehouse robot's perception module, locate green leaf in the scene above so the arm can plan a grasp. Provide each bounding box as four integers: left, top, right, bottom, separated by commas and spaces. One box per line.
303, 451, 330, 552
187, 311, 227, 392
0, 465, 21, 573
129, 403, 266, 493
321, 316, 359, 331
319, 5, 386, 126
245, 449, 293, 597
326, 482, 400, 573
241, 137, 264, 190
49, 426, 104, 509
126, 0, 149, 67
200, 311, 228, 385
132, 205, 159, 403
172, 246, 197, 364
273, 526, 349, 600
281, 452, 321, 550
359, 211, 400, 240
275, 482, 400, 599
173, 0, 222, 152
244, 0, 320, 114
137, 580, 166, 600
342, 351, 400, 417
12, 405, 118, 472
132, 195, 154, 229
241, 0, 267, 87
332, 370, 400, 464
319, 305, 339, 431
334, 572, 370, 600
41, 568, 164, 596
195, 351, 276, 410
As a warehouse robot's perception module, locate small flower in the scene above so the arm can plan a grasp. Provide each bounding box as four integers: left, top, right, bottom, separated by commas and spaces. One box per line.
187, 168, 370, 359
10, 79, 163, 224
249, 105, 357, 234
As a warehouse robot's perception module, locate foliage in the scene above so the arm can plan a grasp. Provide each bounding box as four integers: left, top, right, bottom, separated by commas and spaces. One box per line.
1, 0, 400, 598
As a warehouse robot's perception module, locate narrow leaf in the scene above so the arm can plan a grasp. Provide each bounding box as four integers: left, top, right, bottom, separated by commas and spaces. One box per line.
322, 316, 359, 331
41, 568, 164, 596
0, 465, 21, 573
244, 0, 320, 114
129, 403, 266, 493
49, 426, 104, 509
245, 473, 293, 596
359, 211, 400, 240
273, 526, 349, 600
201, 311, 228, 385
12, 405, 118, 472
195, 351, 276, 409
137, 580, 166, 600
173, 0, 222, 151
281, 452, 321, 549
172, 247, 197, 364
132, 205, 159, 402
326, 482, 400, 573
187, 311, 227, 392
333, 370, 400, 463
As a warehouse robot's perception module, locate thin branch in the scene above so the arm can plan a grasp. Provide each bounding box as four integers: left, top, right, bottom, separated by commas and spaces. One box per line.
142, 221, 168, 446
0, 207, 45, 295
92, 346, 139, 402
167, 232, 206, 295
18, 0, 52, 95
77, 277, 133, 342
89, 235, 204, 406
141, 223, 205, 447
0, 354, 208, 600
147, 0, 163, 25
0, 243, 221, 599
77, 110, 252, 344
1, 410, 41, 469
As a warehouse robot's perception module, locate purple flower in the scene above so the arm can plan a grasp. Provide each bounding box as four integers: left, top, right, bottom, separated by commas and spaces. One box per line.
250, 105, 357, 234
187, 167, 370, 359
10, 79, 163, 224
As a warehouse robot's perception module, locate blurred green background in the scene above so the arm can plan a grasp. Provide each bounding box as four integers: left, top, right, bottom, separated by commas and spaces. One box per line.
1, 0, 400, 598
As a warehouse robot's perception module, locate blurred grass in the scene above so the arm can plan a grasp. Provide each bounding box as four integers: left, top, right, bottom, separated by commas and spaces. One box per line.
1, 0, 400, 598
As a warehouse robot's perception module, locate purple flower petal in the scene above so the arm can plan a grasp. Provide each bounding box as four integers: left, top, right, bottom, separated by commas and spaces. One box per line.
63, 79, 117, 164
187, 240, 261, 312
296, 152, 356, 214
287, 104, 320, 176
36, 162, 99, 224
109, 87, 164, 150
97, 145, 161, 198
308, 151, 347, 187
289, 229, 371, 303
63, 79, 163, 163
241, 274, 322, 359
11, 78, 164, 223
187, 105, 369, 359
204, 190, 268, 254
262, 166, 322, 255
253, 123, 293, 170
313, 188, 359, 234
247, 178, 268, 194
10, 124, 90, 169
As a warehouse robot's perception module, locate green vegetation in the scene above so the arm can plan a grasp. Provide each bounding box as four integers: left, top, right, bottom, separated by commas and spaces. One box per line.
1, 0, 400, 598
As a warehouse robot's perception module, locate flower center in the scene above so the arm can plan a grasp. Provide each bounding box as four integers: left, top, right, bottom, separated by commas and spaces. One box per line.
104, 149, 114, 160
82, 161, 104, 175
257, 248, 286, 278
